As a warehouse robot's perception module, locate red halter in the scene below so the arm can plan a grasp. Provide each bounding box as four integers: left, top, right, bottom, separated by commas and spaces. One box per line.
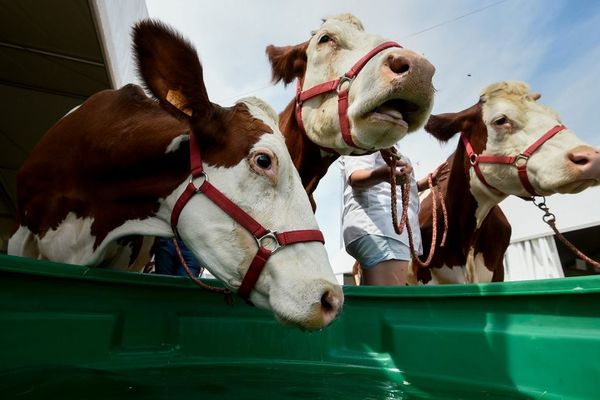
295, 41, 403, 153
170, 132, 325, 300
461, 124, 567, 197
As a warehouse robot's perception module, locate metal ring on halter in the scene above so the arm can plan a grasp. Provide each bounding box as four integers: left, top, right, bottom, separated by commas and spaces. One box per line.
189, 171, 208, 191
469, 154, 478, 165
337, 75, 355, 93
255, 231, 282, 253
533, 196, 548, 210
513, 154, 530, 167
542, 212, 556, 224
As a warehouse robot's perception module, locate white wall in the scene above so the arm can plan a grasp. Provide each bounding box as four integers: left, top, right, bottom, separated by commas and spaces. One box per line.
500, 186, 600, 242
504, 235, 564, 282
501, 186, 600, 281
90, 0, 149, 89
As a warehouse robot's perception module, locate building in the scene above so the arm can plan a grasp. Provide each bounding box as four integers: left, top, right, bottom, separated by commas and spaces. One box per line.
0, 0, 148, 251
502, 187, 600, 281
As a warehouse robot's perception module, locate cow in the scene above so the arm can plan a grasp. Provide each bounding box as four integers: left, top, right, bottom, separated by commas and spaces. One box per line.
7, 20, 343, 330
266, 13, 435, 207
412, 81, 600, 285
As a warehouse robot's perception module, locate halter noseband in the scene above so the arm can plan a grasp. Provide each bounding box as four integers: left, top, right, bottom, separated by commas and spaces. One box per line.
170, 131, 325, 301
295, 41, 403, 154
461, 124, 567, 197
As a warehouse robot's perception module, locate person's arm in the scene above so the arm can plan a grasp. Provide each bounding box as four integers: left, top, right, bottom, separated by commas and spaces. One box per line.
417, 161, 449, 192
416, 176, 429, 192
349, 160, 413, 189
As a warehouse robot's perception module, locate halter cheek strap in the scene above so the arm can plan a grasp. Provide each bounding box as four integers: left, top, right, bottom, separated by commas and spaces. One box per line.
296, 41, 403, 154
170, 132, 325, 301
461, 124, 567, 197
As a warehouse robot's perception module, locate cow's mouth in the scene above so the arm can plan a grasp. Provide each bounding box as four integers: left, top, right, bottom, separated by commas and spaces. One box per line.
366, 98, 422, 129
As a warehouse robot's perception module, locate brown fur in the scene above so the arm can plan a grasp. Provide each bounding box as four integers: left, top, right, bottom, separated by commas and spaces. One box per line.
266, 38, 340, 211
417, 103, 511, 283
15, 21, 272, 253
266, 41, 309, 86
277, 100, 337, 210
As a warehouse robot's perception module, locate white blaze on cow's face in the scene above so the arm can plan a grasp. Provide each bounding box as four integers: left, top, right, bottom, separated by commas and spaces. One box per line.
477, 81, 600, 197
173, 98, 343, 330
301, 14, 435, 154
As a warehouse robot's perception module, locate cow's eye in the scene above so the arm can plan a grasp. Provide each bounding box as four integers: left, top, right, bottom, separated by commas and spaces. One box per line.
255, 153, 272, 169
493, 115, 508, 126
318, 34, 331, 44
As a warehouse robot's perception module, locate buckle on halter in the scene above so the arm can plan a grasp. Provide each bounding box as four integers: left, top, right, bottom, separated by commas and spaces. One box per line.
513, 154, 529, 167
337, 75, 355, 93
255, 231, 282, 253
189, 171, 208, 191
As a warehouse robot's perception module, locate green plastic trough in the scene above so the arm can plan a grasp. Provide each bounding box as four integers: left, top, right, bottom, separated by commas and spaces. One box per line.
1, 253, 599, 399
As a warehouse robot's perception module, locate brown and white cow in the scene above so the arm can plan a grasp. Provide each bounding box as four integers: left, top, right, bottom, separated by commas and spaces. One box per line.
7, 21, 343, 330
414, 81, 600, 284
266, 13, 435, 205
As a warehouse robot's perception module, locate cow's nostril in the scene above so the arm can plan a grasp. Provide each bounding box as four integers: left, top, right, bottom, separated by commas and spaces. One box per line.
388, 54, 410, 75
568, 152, 590, 166
320, 287, 342, 319
321, 290, 336, 313
567, 146, 600, 180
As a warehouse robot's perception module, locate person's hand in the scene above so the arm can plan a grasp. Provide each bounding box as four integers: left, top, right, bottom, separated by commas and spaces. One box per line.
430, 161, 449, 186
393, 160, 413, 184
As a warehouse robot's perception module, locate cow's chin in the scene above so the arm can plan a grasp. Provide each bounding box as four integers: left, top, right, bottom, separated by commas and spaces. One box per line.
242, 285, 329, 331
265, 280, 343, 331
349, 117, 410, 151
543, 179, 599, 195
272, 303, 328, 332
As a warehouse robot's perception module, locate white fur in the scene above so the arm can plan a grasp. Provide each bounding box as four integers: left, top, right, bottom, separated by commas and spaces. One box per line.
62, 105, 81, 119
299, 14, 435, 154
465, 250, 494, 283
165, 134, 189, 153
410, 251, 492, 285
8, 97, 342, 329
174, 98, 339, 323
10, 212, 172, 268
469, 81, 599, 227
430, 265, 467, 285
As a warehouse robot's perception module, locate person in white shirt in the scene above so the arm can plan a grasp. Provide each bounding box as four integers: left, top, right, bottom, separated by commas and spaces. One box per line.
341, 150, 447, 285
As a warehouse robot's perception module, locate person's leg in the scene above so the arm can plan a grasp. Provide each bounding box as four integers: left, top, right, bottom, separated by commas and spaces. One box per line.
362, 259, 409, 285
346, 235, 410, 286
153, 238, 177, 275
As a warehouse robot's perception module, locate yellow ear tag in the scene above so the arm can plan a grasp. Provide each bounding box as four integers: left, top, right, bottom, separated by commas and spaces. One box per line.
166, 89, 193, 116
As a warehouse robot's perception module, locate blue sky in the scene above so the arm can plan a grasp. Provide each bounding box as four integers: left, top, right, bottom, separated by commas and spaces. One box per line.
146, 0, 600, 261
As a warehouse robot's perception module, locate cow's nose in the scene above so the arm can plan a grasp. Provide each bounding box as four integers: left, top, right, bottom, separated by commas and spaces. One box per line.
567, 146, 600, 180
387, 54, 411, 75
320, 285, 344, 326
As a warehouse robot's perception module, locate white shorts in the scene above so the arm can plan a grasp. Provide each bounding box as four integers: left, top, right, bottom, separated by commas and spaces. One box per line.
346, 234, 410, 268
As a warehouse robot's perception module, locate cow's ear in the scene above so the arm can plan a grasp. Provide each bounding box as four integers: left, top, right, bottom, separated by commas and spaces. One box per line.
133, 20, 211, 120
425, 103, 482, 142
266, 41, 309, 85
425, 113, 463, 142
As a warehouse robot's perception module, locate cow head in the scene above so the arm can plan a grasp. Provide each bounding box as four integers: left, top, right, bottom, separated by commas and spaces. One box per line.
426, 81, 600, 221
267, 13, 435, 154
134, 21, 342, 330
